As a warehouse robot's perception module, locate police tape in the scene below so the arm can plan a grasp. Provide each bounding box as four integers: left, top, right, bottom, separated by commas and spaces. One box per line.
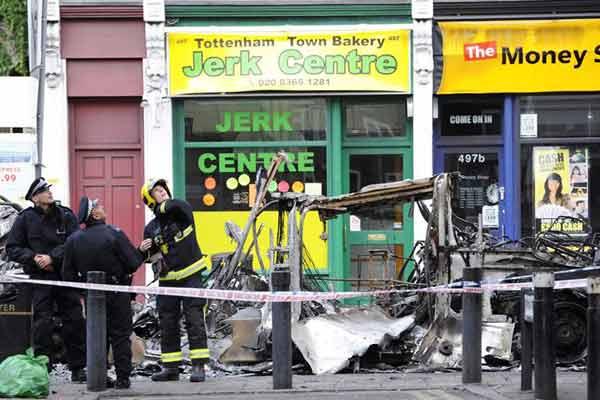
0, 274, 590, 302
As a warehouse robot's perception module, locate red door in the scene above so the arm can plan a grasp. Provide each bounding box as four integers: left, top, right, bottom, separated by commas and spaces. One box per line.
73, 150, 145, 286
69, 100, 145, 288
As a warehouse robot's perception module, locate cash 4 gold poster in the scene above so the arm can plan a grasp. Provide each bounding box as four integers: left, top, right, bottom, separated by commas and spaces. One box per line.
533, 146, 589, 234
167, 26, 411, 95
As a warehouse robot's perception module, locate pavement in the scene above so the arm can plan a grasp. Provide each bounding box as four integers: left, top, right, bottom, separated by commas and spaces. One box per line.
47, 370, 587, 400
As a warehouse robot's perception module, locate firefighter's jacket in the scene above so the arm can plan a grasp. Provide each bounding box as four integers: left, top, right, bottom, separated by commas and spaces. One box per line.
142, 199, 205, 282
6, 203, 79, 279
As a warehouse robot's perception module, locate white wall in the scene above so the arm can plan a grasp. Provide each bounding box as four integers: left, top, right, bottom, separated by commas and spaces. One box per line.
42, 59, 70, 206
0, 77, 37, 128
411, 0, 434, 243
143, 0, 171, 284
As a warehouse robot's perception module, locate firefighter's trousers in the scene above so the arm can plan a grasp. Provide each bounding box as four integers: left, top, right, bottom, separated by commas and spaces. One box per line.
157, 272, 209, 366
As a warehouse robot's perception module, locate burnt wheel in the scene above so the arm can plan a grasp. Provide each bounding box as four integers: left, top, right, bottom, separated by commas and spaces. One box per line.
554, 300, 587, 364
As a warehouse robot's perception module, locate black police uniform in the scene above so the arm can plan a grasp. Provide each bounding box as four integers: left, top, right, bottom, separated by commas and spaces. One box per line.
6, 203, 86, 371
62, 211, 143, 383
142, 198, 208, 370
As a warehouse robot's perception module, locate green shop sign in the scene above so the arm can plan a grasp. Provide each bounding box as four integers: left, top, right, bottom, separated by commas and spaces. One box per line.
198, 151, 315, 174
215, 111, 293, 133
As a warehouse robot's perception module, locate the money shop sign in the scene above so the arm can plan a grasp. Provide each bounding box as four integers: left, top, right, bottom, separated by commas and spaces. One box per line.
168, 27, 411, 95
438, 19, 600, 94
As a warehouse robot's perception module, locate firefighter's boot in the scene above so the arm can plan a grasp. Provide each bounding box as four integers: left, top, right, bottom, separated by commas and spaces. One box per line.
151, 367, 179, 382
190, 363, 205, 383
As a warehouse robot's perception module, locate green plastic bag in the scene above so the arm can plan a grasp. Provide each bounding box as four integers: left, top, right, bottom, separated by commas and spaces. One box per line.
0, 348, 49, 398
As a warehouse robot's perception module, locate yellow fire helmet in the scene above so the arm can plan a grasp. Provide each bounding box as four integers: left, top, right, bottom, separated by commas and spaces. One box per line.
141, 178, 172, 209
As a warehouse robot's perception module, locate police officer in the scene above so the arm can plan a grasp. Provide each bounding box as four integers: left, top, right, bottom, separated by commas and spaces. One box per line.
62, 197, 143, 389
6, 178, 86, 382
138, 179, 208, 382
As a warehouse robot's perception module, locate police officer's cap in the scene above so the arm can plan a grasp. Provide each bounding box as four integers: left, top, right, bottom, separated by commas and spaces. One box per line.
25, 177, 52, 201
78, 196, 98, 224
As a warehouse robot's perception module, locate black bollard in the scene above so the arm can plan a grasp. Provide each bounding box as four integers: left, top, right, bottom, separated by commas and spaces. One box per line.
87, 271, 107, 392
462, 266, 482, 384
272, 268, 292, 390
520, 288, 533, 391
533, 271, 556, 400
588, 277, 600, 400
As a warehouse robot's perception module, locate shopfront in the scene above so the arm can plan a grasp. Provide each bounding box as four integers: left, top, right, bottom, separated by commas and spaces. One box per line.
165, 4, 413, 288
434, 95, 506, 232
434, 18, 600, 240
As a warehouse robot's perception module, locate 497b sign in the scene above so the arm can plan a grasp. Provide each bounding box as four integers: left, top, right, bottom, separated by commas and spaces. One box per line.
168, 27, 411, 95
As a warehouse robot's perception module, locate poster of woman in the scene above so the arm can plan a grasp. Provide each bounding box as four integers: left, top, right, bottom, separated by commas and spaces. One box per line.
533, 147, 589, 234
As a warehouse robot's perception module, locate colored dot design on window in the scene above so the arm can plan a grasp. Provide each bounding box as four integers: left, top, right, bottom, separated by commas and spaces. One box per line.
204, 176, 217, 190
292, 181, 304, 193
238, 174, 250, 187
226, 177, 239, 190
268, 180, 278, 192
278, 180, 290, 193
202, 193, 216, 207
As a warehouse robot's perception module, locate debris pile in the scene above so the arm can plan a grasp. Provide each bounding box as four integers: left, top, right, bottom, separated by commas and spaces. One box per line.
3, 167, 598, 376
0, 196, 21, 276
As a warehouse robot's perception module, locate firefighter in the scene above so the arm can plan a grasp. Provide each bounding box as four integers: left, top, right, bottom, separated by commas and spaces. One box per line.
62, 197, 144, 389
138, 179, 208, 382
6, 178, 86, 382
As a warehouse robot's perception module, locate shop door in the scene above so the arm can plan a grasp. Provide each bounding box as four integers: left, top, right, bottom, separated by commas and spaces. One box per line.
437, 147, 505, 235
73, 150, 145, 285
343, 148, 412, 290
69, 99, 145, 288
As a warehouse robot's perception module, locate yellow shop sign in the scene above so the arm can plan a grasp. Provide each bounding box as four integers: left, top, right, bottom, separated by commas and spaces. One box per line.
438, 19, 600, 94
167, 26, 411, 95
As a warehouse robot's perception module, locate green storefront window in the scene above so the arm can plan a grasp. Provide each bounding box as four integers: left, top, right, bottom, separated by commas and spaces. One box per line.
185, 146, 327, 211
343, 98, 407, 138
184, 98, 327, 142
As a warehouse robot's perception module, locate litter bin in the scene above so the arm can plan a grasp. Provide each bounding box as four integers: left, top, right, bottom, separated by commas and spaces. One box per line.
0, 283, 32, 362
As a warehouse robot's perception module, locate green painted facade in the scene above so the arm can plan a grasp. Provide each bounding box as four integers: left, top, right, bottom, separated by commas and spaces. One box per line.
168, 2, 413, 291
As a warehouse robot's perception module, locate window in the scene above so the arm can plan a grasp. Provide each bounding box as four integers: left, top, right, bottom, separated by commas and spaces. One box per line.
521, 144, 600, 237
343, 98, 407, 138
519, 95, 600, 137
349, 154, 404, 230
185, 147, 326, 211
439, 96, 502, 136
444, 152, 500, 226
184, 98, 327, 142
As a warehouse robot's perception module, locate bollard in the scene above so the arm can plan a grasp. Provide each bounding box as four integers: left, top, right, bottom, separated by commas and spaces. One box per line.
462, 266, 482, 384
520, 288, 533, 391
588, 277, 600, 400
271, 268, 292, 389
533, 271, 556, 400
87, 271, 107, 392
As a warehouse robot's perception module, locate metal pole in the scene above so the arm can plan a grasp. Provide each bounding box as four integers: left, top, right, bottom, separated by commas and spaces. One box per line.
462, 266, 482, 384
588, 277, 600, 400
227, 153, 286, 275
34, 0, 47, 179
520, 288, 533, 391
533, 271, 556, 400
86, 271, 107, 392
271, 268, 292, 389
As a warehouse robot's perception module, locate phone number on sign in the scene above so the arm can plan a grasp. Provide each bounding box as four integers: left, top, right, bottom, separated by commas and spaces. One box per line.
258, 78, 331, 88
